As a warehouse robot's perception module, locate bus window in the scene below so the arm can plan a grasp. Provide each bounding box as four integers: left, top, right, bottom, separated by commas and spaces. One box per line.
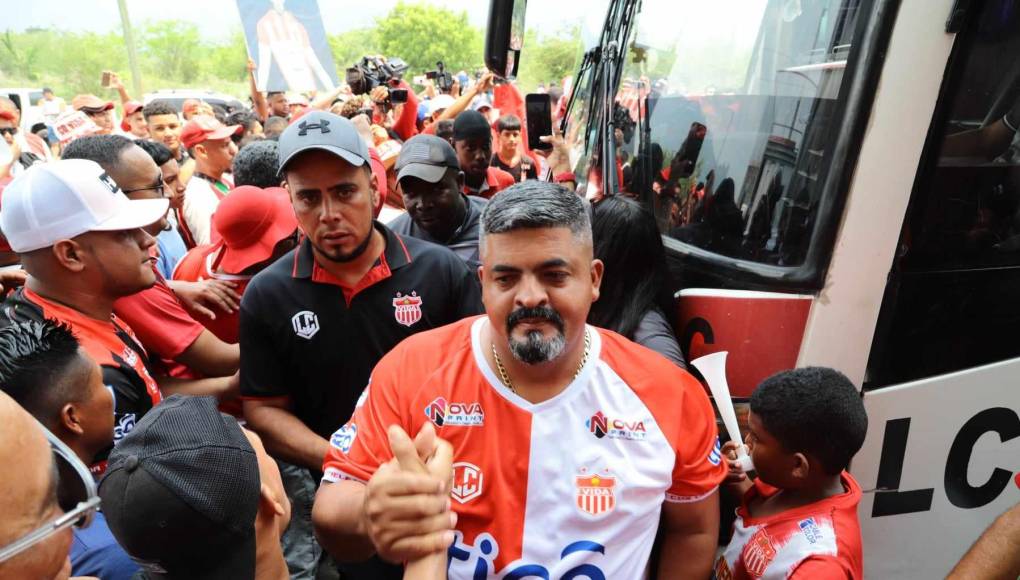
867, 1, 1020, 387
618, 0, 868, 274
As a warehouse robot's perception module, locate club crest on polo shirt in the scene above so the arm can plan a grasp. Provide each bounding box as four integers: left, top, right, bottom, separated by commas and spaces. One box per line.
291, 310, 320, 339
575, 467, 618, 517
392, 291, 423, 327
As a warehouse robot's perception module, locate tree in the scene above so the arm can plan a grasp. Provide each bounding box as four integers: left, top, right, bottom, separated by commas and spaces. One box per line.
139, 20, 203, 84
374, 2, 483, 75
329, 28, 380, 72
517, 26, 584, 91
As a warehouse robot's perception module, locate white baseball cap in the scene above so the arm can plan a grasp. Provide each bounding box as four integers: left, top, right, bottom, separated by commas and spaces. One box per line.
0, 159, 170, 253
428, 94, 456, 117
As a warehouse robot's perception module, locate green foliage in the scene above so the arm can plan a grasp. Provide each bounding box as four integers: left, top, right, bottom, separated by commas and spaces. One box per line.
516, 26, 584, 92
139, 20, 203, 83
375, 2, 483, 75
328, 28, 380, 71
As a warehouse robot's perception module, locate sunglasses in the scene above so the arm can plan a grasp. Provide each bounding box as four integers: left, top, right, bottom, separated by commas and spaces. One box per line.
0, 127, 16, 136
0, 422, 100, 564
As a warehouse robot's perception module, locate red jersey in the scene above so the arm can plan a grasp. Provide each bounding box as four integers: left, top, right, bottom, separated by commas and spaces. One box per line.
715, 473, 864, 579
323, 316, 725, 579
463, 167, 515, 199
1, 287, 162, 457
113, 269, 205, 379
171, 244, 251, 344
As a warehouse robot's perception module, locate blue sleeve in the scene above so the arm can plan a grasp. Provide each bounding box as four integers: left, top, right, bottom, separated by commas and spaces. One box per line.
71, 512, 139, 580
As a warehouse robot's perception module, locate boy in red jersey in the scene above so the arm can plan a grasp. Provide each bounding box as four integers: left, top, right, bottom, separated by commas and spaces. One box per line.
718, 367, 868, 579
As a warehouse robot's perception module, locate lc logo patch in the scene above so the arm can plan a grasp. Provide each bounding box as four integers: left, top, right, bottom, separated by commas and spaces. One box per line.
392, 292, 423, 327
575, 468, 617, 517
451, 462, 483, 504
291, 310, 320, 339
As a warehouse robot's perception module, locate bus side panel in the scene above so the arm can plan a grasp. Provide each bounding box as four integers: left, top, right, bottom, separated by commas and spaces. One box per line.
677, 290, 812, 397
853, 359, 1020, 578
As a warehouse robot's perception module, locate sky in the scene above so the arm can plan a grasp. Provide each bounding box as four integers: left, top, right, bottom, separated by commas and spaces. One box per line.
3, 0, 596, 39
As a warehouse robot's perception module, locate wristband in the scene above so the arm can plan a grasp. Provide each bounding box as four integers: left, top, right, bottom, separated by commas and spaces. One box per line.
553, 171, 575, 184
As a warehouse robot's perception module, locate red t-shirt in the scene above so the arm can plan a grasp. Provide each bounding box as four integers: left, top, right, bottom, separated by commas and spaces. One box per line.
716, 473, 864, 579
171, 244, 251, 345
464, 166, 515, 199
112, 269, 205, 378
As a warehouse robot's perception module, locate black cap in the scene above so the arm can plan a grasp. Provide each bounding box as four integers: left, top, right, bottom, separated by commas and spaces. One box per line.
452, 110, 492, 143
99, 395, 260, 579
395, 134, 460, 184
277, 110, 371, 177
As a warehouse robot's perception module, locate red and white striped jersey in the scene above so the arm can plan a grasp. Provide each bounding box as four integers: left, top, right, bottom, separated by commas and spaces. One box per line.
715, 474, 864, 579
256, 10, 316, 90
323, 316, 725, 579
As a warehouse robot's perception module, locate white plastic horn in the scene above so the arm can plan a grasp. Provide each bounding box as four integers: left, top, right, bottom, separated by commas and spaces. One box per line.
691, 351, 754, 473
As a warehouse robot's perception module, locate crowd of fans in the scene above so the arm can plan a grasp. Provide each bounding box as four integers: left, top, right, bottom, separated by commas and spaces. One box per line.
1, 54, 1011, 580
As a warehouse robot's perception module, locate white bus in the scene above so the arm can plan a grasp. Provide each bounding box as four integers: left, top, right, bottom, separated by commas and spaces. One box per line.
488, 0, 1020, 576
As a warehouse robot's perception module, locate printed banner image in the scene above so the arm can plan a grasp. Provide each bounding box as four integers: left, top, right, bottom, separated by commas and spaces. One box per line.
237, 0, 340, 93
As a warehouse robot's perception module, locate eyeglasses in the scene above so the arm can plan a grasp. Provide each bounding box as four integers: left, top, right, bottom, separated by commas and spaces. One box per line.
121, 172, 166, 198
0, 422, 100, 564
0, 127, 16, 136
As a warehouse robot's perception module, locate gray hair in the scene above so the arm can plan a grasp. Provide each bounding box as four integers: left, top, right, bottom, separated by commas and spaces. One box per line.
480, 181, 592, 252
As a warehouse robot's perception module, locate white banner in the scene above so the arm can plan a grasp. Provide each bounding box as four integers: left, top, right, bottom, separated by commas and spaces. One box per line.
853, 357, 1020, 578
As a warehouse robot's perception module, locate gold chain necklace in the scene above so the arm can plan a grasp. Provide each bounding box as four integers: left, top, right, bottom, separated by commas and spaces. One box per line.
492, 330, 591, 395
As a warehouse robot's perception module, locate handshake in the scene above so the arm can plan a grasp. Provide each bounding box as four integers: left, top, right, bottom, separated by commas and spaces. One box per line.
364, 423, 455, 580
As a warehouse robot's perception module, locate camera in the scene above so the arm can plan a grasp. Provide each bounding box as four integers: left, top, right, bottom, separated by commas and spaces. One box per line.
425, 61, 455, 94
346, 56, 410, 105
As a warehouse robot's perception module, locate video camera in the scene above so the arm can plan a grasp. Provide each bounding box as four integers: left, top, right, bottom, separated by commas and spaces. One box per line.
425, 61, 455, 94
346, 56, 410, 105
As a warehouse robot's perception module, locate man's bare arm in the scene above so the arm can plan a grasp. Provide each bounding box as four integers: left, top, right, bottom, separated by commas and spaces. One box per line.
948, 501, 1020, 579
656, 490, 721, 579
243, 397, 329, 470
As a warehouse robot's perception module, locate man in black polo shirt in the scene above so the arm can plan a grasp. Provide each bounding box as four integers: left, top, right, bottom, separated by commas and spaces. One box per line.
240, 111, 481, 579
388, 134, 487, 270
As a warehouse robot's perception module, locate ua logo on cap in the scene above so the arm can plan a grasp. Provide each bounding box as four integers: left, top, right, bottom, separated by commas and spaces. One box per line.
98, 171, 121, 194
298, 119, 330, 137
291, 310, 320, 339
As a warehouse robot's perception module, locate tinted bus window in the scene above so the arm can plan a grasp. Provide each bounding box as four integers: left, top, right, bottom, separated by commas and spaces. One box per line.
868, 1, 1020, 387
616, 0, 866, 269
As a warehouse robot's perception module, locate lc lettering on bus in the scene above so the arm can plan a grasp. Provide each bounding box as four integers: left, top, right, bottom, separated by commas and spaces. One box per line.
871, 407, 1020, 517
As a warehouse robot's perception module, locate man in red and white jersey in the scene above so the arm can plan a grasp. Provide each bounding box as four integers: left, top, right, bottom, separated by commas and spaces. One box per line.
313, 181, 726, 579
255, 0, 334, 93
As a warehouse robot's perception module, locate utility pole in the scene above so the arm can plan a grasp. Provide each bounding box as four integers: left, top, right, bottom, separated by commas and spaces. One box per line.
117, 0, 144, 97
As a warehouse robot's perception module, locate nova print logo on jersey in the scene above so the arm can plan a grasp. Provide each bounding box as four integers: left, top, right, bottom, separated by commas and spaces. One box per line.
450, 462, 483, 504
291, 310, 320, 339
575, 467, 617, 517
423, 397, 484, 427
392, 291, 423, 327
330, 423, 357, 454
585, 410, 647, 440
744, 528, 777, 577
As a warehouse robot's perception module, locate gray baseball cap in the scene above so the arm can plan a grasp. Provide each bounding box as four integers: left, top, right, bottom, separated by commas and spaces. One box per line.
277, 111, 371, 177
395, 134, 461, 184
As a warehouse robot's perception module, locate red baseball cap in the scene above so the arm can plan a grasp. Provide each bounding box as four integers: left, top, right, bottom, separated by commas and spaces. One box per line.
71, 94, 115, 112
123, 101, 144, 116
180, 115, 242, 149
211, 186, 298, 274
